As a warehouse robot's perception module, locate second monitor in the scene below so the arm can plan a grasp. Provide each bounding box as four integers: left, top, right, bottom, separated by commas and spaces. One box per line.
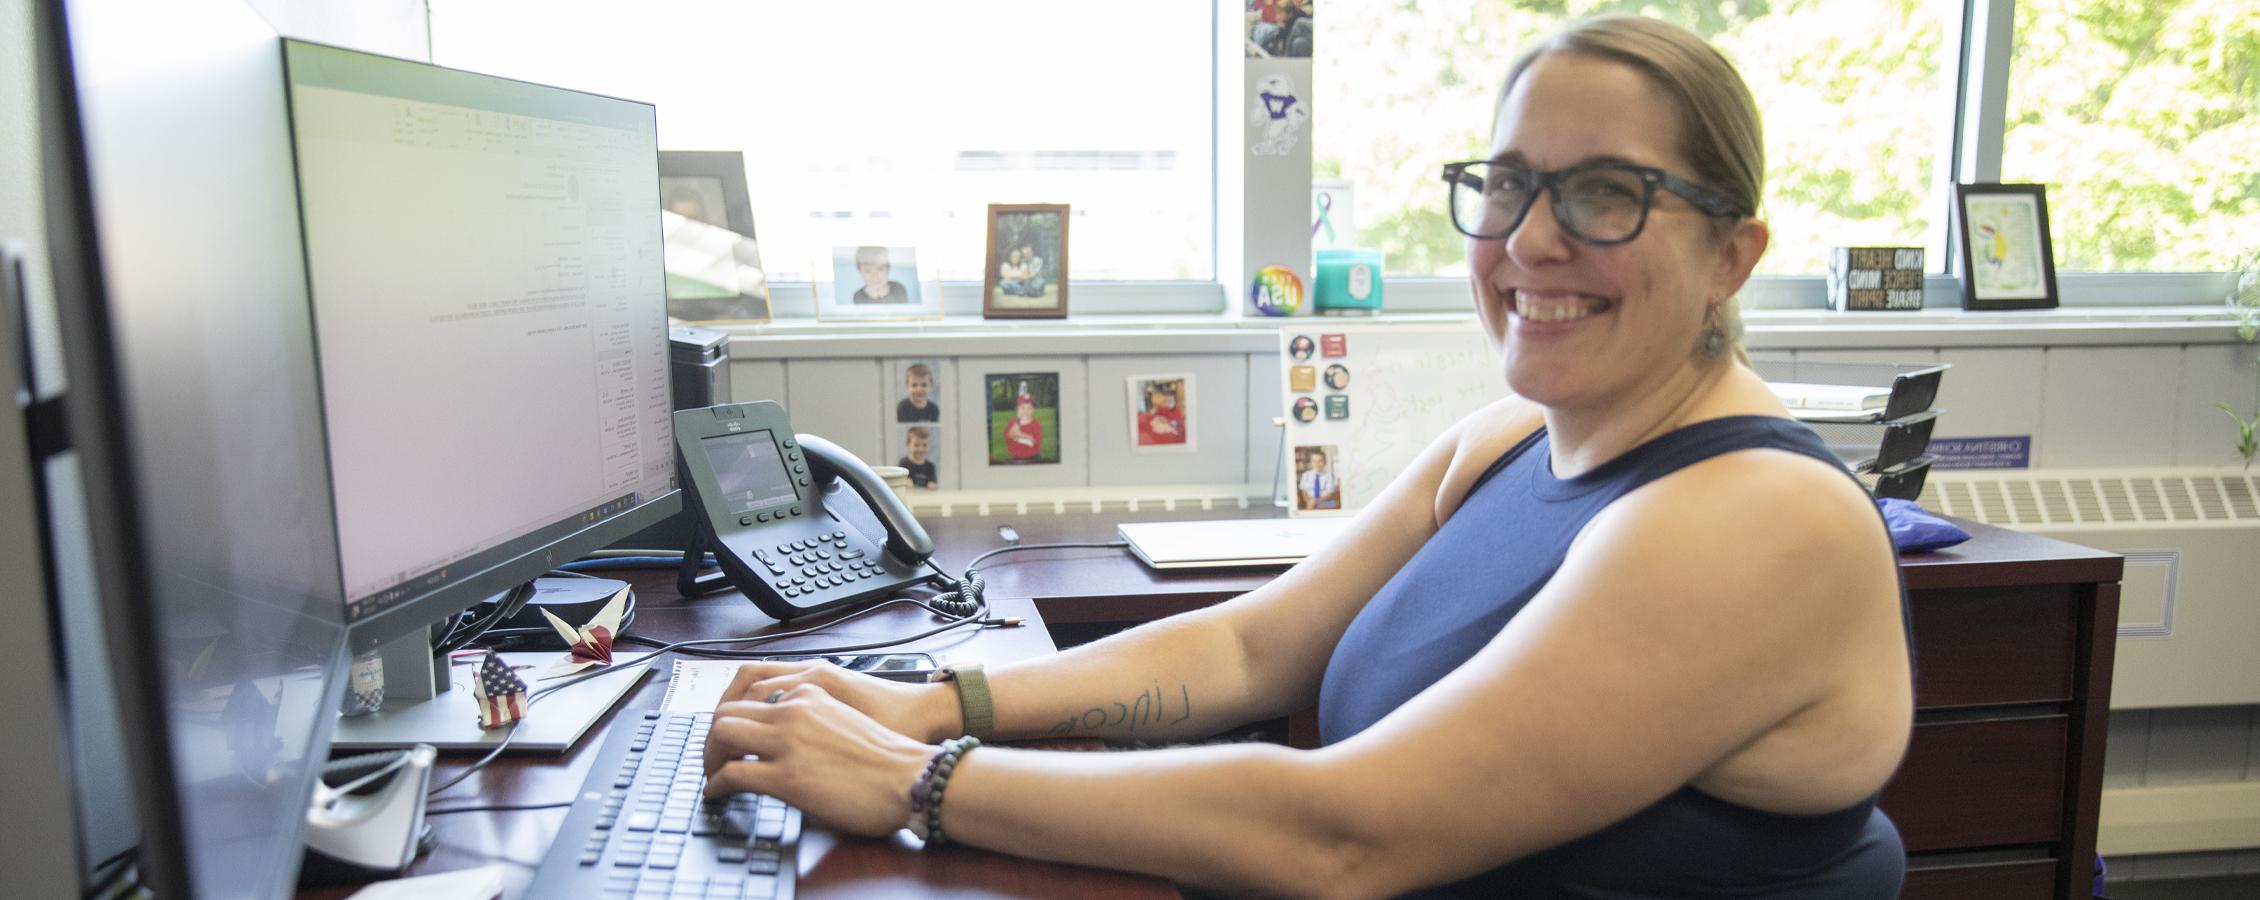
286, 39, 679, 736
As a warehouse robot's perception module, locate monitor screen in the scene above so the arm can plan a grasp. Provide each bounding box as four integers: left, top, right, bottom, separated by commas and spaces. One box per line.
700, 429, 801, 514
284, 42, 677, 628
44, 3, 353, 895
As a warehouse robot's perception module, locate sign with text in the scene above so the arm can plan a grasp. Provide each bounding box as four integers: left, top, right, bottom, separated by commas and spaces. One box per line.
1930, 435, 2032, 470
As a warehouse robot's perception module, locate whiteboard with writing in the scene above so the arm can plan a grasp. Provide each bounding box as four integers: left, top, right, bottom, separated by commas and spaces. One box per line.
1279, 322, 1509, 516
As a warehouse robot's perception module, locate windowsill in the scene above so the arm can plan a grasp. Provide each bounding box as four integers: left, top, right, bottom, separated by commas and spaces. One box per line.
712, 305, 2251, 358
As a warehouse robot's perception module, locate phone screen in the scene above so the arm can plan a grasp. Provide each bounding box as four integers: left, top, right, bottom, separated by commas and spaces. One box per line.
701, 429, 798, 514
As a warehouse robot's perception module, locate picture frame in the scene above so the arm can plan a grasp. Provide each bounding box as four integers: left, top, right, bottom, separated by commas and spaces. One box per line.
984, 372, 1062, 465
658, 150, 771, 324
1126, 374, 1196, 455
1952, 183, 2059, 311
819, 245, 938, 321
982, 203, 1070, 319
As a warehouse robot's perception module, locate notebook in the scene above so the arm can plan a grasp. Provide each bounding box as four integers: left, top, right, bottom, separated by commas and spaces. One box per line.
1117, 517, 1356, 570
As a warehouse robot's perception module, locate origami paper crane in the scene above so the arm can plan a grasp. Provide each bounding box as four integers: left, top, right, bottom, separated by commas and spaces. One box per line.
471, 650, 529, 729
539, 585, 629, 679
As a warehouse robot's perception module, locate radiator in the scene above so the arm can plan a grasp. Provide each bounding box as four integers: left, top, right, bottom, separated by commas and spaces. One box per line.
1915, 468, 2260, 710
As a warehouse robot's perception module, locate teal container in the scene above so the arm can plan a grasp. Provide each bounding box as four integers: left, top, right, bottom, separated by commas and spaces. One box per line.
1314, 248, 1383, 315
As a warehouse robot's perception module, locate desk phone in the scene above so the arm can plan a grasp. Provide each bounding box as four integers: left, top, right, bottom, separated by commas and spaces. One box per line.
674, 401, 936, 619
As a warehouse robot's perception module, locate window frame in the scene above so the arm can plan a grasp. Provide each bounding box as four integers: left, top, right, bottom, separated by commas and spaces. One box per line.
726, 0, 2240, 326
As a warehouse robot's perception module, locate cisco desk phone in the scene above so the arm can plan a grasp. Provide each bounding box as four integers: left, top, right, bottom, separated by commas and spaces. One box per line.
674, 401, 937, 619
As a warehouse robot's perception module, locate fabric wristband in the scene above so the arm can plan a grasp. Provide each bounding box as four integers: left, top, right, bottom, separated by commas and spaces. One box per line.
931, 664, 994, 741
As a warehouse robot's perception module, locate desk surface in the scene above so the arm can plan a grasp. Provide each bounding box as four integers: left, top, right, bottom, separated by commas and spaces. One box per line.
304, 590, 1173, 900
927, 507, 2122, 623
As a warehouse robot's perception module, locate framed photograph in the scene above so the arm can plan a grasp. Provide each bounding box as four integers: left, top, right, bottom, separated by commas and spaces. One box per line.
985, 372, 1061, 465
892, 424, 942, 490
658, 150, 770, 324
821, 246, 935, 320
1293, 444, 1341, 511
1953, 183, 2059, 311
1127, 374, 1195, 454
982, 204, 1069, 319
893, 359, 942, 424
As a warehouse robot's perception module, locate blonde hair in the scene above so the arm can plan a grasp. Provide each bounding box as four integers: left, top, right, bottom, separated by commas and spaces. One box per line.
1499, 15, 1762, 365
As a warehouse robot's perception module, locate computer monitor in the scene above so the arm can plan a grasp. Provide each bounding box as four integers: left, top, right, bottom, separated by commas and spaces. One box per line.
282, 40, 680, 660
36, 0, 352, 895
37, 0, 681, 891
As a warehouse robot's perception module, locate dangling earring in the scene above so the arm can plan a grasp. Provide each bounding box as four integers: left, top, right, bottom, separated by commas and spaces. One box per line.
1700, 303, 1727, 360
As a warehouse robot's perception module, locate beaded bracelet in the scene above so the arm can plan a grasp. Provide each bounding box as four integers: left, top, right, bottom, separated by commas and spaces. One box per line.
906, 736, 980, 849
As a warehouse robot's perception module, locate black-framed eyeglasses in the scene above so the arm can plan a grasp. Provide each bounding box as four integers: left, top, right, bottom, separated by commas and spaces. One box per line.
1442, 159, 1748, 245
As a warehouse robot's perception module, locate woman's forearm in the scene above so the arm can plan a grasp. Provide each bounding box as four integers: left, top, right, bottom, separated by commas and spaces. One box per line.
968, 605, 1300, 744
938, 740, 1374, 896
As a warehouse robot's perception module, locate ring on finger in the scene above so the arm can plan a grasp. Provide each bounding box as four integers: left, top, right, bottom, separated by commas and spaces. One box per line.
766, 690, 786, 704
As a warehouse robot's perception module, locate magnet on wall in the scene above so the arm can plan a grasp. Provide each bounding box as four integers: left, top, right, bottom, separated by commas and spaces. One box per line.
1325, 395, 1349, 420
1292, 396, 1319, 423
1320, 333, 1347, 357
1289, 365, 1317, 392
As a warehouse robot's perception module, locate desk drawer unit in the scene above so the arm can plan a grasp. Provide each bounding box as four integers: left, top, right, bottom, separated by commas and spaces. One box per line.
1885, 566, 2117, 900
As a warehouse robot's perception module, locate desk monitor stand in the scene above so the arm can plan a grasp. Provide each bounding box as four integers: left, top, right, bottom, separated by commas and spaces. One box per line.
331, 579, 648, 754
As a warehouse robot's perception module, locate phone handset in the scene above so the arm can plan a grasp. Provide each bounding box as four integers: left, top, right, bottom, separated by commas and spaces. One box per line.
795, 433, 933, 565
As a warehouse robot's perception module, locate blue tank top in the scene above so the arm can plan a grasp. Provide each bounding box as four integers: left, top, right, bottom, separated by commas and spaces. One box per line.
1316, 415, 1906, 898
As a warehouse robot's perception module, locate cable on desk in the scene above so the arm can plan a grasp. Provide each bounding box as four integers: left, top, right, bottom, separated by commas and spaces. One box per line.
424, 801, 575, 815
428, 542, 1101, 799
425, 592, 1006, 799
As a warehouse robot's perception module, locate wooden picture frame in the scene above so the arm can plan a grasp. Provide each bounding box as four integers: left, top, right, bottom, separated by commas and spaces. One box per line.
1952, 183, 2059, 311
982, 203, 1069, 319
658, 150, 770, 324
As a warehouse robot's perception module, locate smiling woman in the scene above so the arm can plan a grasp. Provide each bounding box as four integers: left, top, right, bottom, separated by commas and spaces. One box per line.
695, 15, 1913, 898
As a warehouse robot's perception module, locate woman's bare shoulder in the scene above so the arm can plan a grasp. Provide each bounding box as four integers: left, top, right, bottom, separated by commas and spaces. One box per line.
1434, 395, 1546, 522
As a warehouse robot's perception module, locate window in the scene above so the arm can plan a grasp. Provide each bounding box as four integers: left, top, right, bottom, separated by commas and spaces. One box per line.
2000, 0, 2260, 272
1317, 1, 1956, 278
428, 0, 1215, 283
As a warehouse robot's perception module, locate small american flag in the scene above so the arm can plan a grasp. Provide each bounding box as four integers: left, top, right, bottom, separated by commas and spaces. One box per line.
471, 651, 528, 729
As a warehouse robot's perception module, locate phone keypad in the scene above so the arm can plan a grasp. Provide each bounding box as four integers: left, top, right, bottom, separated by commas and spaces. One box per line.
762, 532, 887, 597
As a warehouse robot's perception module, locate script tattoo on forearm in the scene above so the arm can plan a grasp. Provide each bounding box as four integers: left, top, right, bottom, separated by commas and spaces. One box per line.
1050, 682, 1193, 736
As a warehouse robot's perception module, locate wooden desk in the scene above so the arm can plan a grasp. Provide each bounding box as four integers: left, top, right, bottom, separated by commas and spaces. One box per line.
304, 591, 1174, 900
928, 509, 2123, 900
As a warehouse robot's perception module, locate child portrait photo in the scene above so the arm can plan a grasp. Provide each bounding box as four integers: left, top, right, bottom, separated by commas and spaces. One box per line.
982, 204, 1070, 319
1294, 444, 1341, 511
895, 424, 941, 490
1127, 374, 1195, 454
985, 372, 1062, 465
822, 245, 936, 320
894, 359, 941, 423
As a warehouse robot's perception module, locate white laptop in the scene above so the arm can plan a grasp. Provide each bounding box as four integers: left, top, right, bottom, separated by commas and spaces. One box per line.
1117, 516, 1356, 570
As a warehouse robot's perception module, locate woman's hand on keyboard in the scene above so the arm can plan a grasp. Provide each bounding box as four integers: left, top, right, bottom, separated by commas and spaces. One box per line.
714, 660, 960, 744
702, 682, 935, 837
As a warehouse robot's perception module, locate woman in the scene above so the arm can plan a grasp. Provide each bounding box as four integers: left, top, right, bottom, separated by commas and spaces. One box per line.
702, 16, 1911, 897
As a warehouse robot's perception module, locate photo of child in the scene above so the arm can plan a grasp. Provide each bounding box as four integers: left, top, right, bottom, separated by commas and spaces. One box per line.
1294, 444, 1341, 511
1128, 375, 1194, 453
896, 424, 940, 489
820, 246, 937, 320
895, 360, 941, 423
986, 372, 1061, 465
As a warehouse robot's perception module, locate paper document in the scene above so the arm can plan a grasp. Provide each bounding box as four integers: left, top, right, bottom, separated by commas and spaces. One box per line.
1767, 382, 1890, 412
661, 659, 751, 712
